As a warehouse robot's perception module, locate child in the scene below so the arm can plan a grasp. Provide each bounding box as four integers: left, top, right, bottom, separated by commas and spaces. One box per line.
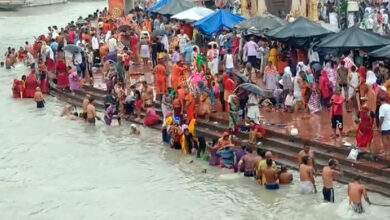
284, 90, 295, 113
330, 88, 345, 138
273, 84, 284, 109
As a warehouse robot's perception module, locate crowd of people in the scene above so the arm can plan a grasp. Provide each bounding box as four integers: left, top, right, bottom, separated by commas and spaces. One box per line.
3, 2, 381, 213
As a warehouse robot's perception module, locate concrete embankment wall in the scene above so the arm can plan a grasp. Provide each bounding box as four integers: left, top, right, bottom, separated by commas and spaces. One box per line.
24, 0, 68, 7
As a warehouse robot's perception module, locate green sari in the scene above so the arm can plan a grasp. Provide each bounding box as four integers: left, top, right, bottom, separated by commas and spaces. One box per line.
229, 101, 238, 131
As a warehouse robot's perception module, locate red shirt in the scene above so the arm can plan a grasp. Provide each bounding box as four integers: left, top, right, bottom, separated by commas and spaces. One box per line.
82, 33, 91, 43
254, 124, 266, 136
68, 31, 75, 43
331, 94, 345, 116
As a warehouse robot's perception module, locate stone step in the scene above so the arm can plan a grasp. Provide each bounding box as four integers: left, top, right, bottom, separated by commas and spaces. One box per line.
264, 137, 390, 177
259, 144, 390, 196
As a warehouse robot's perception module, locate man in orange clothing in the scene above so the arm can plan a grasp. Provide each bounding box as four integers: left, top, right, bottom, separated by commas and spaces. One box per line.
153, 59, 166, 101
171, 60, 187, 90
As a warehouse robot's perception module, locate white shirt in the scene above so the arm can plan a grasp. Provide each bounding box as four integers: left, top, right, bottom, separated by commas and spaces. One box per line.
108, 37, 117, 52
379, 103, 390, 131
91, 36, 99, 50
27, 52, 35, 64
74, 52, 82, 65
225, 54, 234, 68
52, 30, 59, 40
383, 13, 389, 25
178, 34, 189, 47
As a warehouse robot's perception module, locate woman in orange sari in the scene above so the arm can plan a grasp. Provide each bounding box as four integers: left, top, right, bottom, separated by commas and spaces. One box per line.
171, 61, 186, 90
185, 92, 195, 121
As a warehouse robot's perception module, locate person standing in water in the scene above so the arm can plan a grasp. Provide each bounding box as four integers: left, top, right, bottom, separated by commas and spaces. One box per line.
321, 159, 342, 203
299, 155, 317, 194
33, 87, 45, 108
86, 98, 99, 125
348, 176, 371, 214
82, 94, 91, 120
297, 144, 316, 174
262, 158, 280, 190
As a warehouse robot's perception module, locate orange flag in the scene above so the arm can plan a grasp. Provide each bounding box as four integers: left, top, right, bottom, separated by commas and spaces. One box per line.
108, 0, 124, 18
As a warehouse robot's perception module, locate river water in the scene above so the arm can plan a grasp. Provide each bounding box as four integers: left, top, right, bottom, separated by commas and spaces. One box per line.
0, 1, 389, 219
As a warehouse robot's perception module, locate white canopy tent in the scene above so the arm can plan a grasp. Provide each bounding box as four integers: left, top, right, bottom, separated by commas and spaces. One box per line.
171, 6, 214, 22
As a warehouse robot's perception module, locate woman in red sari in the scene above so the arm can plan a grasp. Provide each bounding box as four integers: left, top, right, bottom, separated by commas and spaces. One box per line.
55, 58, 68, 90
223, 73, 236, 111
356, 104, 374, 151
23, 70, 38, 98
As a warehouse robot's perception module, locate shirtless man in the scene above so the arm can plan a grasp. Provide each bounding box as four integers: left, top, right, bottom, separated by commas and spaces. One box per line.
297, 144, 316, 173
141, 81, 154, 110
253, 148, 264, 178
321, 159, 342, 202
238, 148, 256, 177
82, 95, 91, 120
130, 124, 140, 136
279, 166, 293, 184
299, 155, 317, 194
34, 87, 45, 108
348, 176, 371, 214
262, 158, 280, 190
86, 98, 99, 125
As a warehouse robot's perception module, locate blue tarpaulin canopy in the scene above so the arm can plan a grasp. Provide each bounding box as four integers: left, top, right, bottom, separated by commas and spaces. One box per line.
148, 0, 172, 11
194, 9, 245, 35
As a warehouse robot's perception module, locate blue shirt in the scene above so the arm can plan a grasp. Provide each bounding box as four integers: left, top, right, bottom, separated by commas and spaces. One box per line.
50, 41, 59, 52
184, 44, 193, 63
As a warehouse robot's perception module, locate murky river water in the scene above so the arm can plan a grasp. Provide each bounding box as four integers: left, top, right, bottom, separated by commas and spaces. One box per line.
0, 2, 389, 219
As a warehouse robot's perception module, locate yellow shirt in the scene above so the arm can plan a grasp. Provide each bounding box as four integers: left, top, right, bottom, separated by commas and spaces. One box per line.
257, 159, 276, 185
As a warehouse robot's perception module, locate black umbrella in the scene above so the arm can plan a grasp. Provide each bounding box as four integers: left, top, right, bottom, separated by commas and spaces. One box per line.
234, 73, 249, 83
234, 83, 265, 97
118, 25, 131, 32
368, 45, 390, 58
154, 0, 196, 15
235, 14, 287, 35
76, 18, 88, 25
265, 16, 332, 46
152, 29, 168, 36
63, 44, 83, 53
317, 26, 390, 51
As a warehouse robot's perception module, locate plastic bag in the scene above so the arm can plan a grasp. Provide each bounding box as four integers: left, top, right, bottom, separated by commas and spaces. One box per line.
347, 146, 360, 161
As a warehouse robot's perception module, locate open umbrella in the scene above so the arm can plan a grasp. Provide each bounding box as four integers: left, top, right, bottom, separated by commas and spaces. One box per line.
152, 29, 168, 36
171, 6, 214, 22
118, 25, 131, 32
317, 26, 390, 51
234, 73, 249, 83
235, 14, 288, 35
76, 18, 88, 25
154, 0, 196, 15
265, 16, 332, 47
234, 83, 265, 97
63, 44, 83, 53
368, 45, 390, 58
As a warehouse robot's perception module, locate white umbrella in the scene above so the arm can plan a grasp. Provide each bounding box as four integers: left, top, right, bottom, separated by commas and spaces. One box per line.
171, 6, 214, 22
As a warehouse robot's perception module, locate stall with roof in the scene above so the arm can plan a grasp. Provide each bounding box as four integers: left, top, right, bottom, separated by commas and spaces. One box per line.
193, 9, 245, 35
171, 6, 214, 22
234, 13, 288, 36
147, 0, 172, 11
152, 0, 196, 15
317, 26, 390, 53
264, 16, 333, 47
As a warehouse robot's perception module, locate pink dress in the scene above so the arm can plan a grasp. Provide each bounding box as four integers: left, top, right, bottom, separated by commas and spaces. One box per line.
68, 71, 81, 91
143, 107, 159, 126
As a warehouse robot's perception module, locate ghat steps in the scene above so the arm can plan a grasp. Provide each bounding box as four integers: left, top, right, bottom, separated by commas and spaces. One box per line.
49, 83, 390, 197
